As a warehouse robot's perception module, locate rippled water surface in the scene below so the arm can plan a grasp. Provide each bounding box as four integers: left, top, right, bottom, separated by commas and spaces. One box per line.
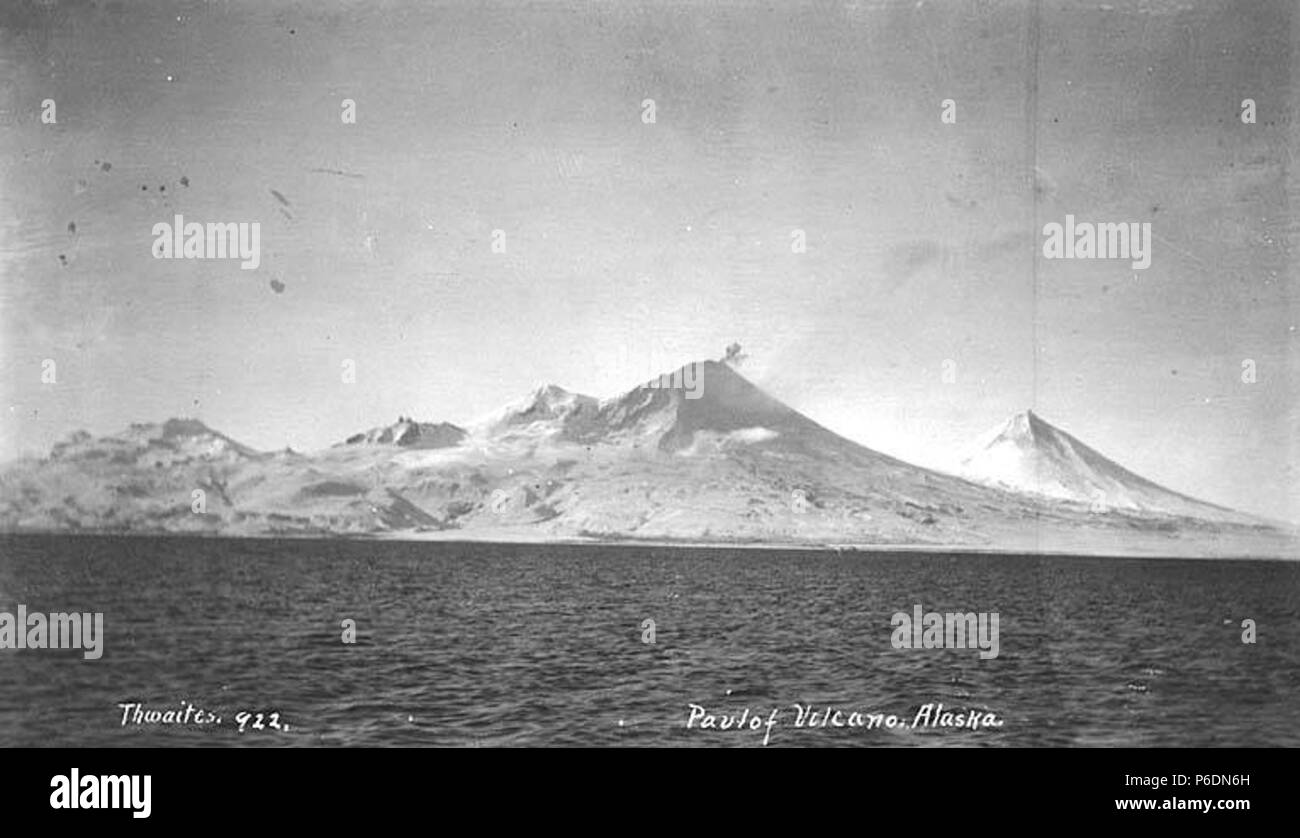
1, 535, 1297, 747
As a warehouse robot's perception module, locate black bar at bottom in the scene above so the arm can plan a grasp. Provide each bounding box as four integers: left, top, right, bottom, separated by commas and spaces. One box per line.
0, 748, 1277, 827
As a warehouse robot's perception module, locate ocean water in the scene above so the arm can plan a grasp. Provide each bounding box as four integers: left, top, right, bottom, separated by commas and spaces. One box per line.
0, 534, 1296, 747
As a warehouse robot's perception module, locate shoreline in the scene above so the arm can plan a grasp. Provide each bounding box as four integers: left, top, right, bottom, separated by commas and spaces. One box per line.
1, 527, 1296, 561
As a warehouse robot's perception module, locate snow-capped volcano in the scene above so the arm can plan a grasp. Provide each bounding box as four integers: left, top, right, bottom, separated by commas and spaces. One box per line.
476, 361, 835, 451
612, 362, 798, 442
573, 360, 841, 452
959, 410, 1237, 518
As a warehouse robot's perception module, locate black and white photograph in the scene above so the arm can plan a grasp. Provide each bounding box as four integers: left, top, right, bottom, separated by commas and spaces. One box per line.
0, 0, 1295, 811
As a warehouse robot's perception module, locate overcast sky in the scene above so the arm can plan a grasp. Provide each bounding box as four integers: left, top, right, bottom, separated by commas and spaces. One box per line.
0, 0, 1294, 520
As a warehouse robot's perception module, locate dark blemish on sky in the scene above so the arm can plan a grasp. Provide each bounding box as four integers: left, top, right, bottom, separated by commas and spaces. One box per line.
67, 221, 76, 234
159, 185, 166, 192
270, 189, 290, 206
100, 161, 111, 172
180, 175, 189, 187
141, 185, 148, 191
270, 279, 286, 294
307, 167, 364, 179
57, 254, 68, 266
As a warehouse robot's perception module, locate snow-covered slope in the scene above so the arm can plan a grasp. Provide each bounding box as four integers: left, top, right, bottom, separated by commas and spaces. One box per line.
0, 418, 267, 533
959, 410, 1243, 520
51, 417, 261, 466
342, 418, 466, 449
477, 384, 601, 441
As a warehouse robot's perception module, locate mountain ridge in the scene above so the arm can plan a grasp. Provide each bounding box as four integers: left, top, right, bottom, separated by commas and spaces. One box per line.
0, 360, 1292, 558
